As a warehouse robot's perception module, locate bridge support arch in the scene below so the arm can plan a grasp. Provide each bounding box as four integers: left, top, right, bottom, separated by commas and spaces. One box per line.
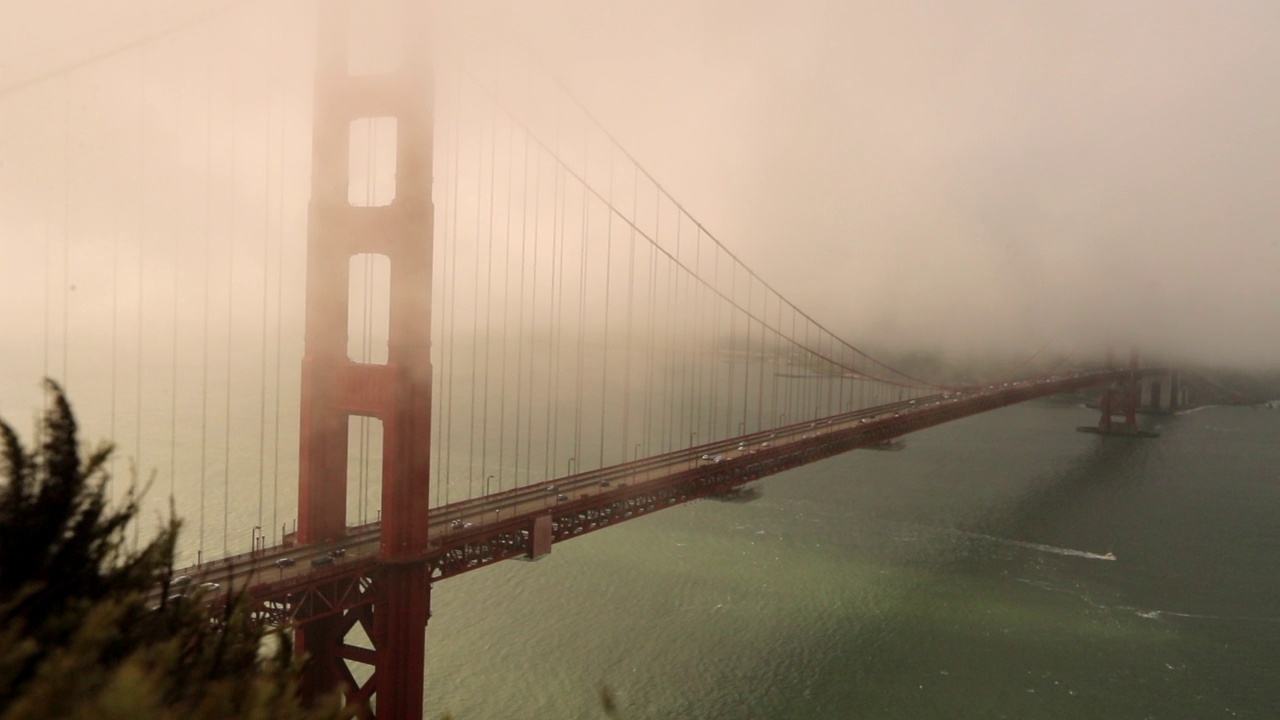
297, 1, 434, 717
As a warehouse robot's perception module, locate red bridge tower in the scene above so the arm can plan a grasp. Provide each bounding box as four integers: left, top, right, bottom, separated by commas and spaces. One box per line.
296, 0, 434, 716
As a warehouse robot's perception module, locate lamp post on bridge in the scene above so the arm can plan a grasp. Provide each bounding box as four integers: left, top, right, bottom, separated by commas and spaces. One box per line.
251, 525, 261, 558
567, 457, 576, 477
486, 475, 499, 520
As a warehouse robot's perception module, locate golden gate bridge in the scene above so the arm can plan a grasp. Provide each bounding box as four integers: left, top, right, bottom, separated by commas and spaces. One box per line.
0, 1, 1168, 717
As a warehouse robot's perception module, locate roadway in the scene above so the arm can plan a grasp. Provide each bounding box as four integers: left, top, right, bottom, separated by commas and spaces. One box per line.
164, 369, 1129, 606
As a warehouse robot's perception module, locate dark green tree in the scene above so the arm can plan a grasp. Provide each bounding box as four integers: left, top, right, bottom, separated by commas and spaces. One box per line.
0, 381, 349, 719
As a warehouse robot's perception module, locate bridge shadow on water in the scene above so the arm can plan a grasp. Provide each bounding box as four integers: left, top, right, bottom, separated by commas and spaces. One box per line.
962, 418, 1166, 557
701, 414, 1193, 719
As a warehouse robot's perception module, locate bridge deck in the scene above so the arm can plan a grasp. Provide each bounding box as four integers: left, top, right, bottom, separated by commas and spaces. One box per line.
169, 369, 1137, 625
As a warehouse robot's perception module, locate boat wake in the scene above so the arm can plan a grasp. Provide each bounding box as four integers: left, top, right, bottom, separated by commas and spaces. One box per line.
1016, 581, 1280, 625
959, 531, 1116, 561
1134, 609, 1280, 623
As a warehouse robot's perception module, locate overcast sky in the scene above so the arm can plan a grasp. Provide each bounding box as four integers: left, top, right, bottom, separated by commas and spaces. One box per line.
496, 0, 1280, 367
4, 0, 1279, 368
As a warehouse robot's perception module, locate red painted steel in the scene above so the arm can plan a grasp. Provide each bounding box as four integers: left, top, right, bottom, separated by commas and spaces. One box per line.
1095, 353, 1140, 432
220, 369, 1151, 612
296, 1, 435, 716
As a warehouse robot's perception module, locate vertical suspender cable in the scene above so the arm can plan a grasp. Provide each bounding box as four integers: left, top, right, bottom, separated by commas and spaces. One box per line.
681, 218, 694, 447
643, 190, 656, 455
444, 72, 459, 504
732, 263, 742, 430
257, 29, 274, 532
545, 131, 565, 480
170, 60, 181, 507
467, 98, 485, 500
497, 107, 516, 492
61, 76, 70, 389
222, 59, 237, 555
430, 78, 445, 507
359, 111, 375, 523
769, 293, 779, 427
662, 206, 677, 452
43, 85, 52, 402
544, 124, 561, 480
787, 308, 796, 426
621, 163, 637, 461
728, 264, 737, 434
509, 67, 529, 484
358, 112, 373, 520
675, 218, 689, 448
655, 198, 665, 450
663, 208, 677, 452
480, 105, 498, 494
270, 53, 286, 543
572, 128, 589, 471
694, 226, 706, 444
438, 72, 459, 506
522, 128, 541, 482
134, 50, 148, 548
805, 320, 815, 418
708, 243, 720, 439
814, 329, 822, 415
690, 221, 700, 446
597, 146, 614, 467
757, 286, 766, 431
831, 333, 839, 413
821, 331, 827, 414
555, 157, 570, 474
198, 42, 213, 560
109, 80, 121, 497
513, 122, 531, 487
743, 275, 752, 434
835, 334, 844, 412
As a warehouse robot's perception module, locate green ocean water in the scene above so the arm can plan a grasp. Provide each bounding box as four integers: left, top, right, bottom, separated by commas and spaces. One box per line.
421, 401, 1280, 719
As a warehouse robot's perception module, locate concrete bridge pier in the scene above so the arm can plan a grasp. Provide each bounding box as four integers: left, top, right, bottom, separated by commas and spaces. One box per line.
1139, 369, 1188, 413
1077, 353, 1161, 438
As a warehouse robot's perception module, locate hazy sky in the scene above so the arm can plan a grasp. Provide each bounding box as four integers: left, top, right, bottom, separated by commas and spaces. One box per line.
498, 0, 1280, 367
4, 0, 1279, 368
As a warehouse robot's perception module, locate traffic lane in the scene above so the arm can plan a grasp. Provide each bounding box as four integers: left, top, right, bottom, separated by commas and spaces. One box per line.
174, 378, 1097, 599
